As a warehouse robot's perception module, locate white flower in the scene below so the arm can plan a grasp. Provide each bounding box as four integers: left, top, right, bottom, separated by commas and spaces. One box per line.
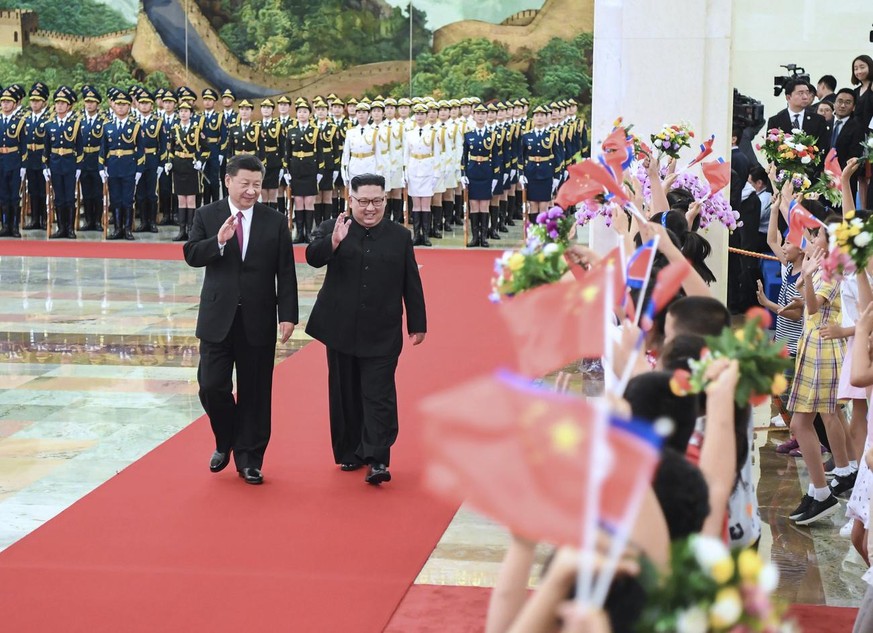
690, 535, 730, 571
759, 562, 780, 592
543, 243, 560, 256
501, 251, 513, 263
854, 232, 872, 248
676, 606, 707, 633
801, 156, 811, 164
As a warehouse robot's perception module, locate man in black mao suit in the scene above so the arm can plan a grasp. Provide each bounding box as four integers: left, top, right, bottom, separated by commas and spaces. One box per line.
305, 173, 426, 485
183, 154, 298, 485
767, 79, 830, 176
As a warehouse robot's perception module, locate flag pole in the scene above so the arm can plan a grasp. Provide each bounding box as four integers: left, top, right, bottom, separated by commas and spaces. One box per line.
631, 235, 659, 329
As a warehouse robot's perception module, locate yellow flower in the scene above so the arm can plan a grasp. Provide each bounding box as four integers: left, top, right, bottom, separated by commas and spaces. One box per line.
850, 225, 861, 237
738, 548, 763, 582
734, 330, 745, 342
771, 373, 788, 396
846, 210, 856, 220
711, 556, 735, 584
709, 587, 742, 628
537, 253, 545, 263
508, 252, 525, 272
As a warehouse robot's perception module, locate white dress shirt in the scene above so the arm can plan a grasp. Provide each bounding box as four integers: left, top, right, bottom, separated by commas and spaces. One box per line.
218, 201, 253, 260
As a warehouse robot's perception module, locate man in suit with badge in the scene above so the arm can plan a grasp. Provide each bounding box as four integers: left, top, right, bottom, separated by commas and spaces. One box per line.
305, 173, 426, 485
183, 153, 298, 485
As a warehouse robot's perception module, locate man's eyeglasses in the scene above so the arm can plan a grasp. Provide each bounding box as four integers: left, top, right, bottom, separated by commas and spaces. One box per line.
351, 196, 386, 208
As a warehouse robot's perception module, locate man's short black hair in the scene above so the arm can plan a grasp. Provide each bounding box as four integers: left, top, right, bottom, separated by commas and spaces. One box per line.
836, 87, 856, 103
783, 78, 808, 97
653, 447, 710, 540
226, 153, 265, 177
624, 371, 700, 453
667, 296, 730, 338
350, 173, 385, 192
818, 74, 837, 92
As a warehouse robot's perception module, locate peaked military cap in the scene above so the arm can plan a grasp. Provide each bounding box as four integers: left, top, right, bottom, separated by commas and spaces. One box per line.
113, 90, 132, 105
355, 101, 371, 112
238, 99, 254, 109
347, 97, 358, 106
411, 103, 427, 114
138, 89, 154, 104
0, 87, 17, 102
162, 91, 177, 103
397, 97, 412, 106
176, 86, 195, 101
260, 98, 275, 108
221, 88, 236, 101
294, 98, 311, 110
81, 85, 101, 102
312, 97, 328, 108
178, 99, 195, 111
29, 82, 48, 100
472, 103, 488, 113
532, 104, 551, 114
370, 100, 384, 110
384, 97, 397, 106
9, 84, 24, 101
53, 86, 75, 104
276, 95, 291, 105
201, 88, 219, 100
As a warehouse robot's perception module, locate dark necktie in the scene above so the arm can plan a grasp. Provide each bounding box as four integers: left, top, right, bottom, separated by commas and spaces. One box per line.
235, 211, 244, 256
792, 114, 801, 130
831, 119, 843, 146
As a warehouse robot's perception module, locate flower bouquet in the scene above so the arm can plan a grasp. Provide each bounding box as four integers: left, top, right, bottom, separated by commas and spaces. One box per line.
612, 117, 649, 160
809, 171, 842, 207
669, 307, 792, 407
861, 133, 873, 164
489, 235, 568, 302
757, 128, 821, 185
638, 535, 798, 633
531, 205, 577, 245
823, 210, 873, 282
651, 123, 694, 160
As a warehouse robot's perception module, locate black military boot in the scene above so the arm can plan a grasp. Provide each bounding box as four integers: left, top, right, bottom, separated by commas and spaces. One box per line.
172, 208, 188, 242
429, 205, 442, 239
134, 201, 147, 232
498, 200, 509, 233
293, 211, 306, 244
442, 200, 453, 231
9, 203, 21, 238
148, 200, 159, 233
489, 206, 500, 240
124, 207, 135, 240
304, 209, 315, 242
506, 197, 516, 226
454, 194, 464, 225
0, 206, 10, 237
466, 213, 481, 248
107, 209, 124, 240
421, 211, 433, 246
38, 198, 47, 230
66, 205, 76, 239
50, 206, 67, 239
412, 212, 424, 246
480, 212, 490, 248
527, 213, 538, 228
23, 202, 38, 230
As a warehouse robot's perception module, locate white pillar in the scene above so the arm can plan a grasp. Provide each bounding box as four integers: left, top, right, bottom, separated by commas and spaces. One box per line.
590, 0, 733, 302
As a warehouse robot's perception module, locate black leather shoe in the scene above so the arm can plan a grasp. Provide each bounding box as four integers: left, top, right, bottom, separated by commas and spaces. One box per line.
340, 462, 364, 472
238, 467, 263, 485
209, 450, 230, 473
365, 463, 391, 485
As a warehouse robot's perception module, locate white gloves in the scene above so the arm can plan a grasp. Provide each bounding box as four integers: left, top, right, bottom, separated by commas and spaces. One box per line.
135, 172, 141, 185
278, 169, 285, 182
218, 155, 224, 165
18, 167, 25, 180
283, 172, 291, 186
99, 170, 107, 183
157, 166, 163, 178
75, 169, 81, 181
518, 175, 528, 188
164, 162, 172, 173
193, 160, 203, 171
510, 169, 516, 179
332, 170, 339, 183
491, 179, 498, 194
503, 173, 508, 185
43, 168, 50, 181
317, 173, 323, 186
461, 176, 469, 187
552, 178, 560, 194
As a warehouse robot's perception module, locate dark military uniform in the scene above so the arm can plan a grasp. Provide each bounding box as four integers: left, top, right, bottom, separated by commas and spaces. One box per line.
22, 82, 49, 230
258, 99, 283, 191
219, 88, 238, 194
199, 88, 223, 205
44, 86, 83, 239
79, 86, 106, 231
226, 100, 262, 157
101, 90, 144, 240
167, 101, 208, 241
133, 89, 166, 233
0, 87, 29, 237
158, 92, 179, 225
284, 100, 320, 242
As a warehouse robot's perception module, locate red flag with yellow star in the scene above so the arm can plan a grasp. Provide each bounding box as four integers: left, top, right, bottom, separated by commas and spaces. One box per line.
499, 265, 606, 377
418, 371, 663, 546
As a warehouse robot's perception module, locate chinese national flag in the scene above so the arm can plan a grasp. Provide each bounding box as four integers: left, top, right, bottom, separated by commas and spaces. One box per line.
419, 372, 663, 546
567, 245, 627, 309
787, 200, 826, 248
824, 148, 843, 188
701, 157, 731, 193
687, 134, 715, 168
498, 265, 607, 377
572, 160, 630, 203
555, 171, 609, 210
641, 259, 692, 330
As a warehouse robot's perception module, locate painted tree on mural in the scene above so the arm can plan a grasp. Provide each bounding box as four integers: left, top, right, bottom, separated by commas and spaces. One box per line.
0, 0, 133, 35
529, 33, 593, 103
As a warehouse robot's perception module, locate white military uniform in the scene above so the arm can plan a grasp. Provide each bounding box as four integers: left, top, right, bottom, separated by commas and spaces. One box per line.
341, 123, 381, 183
404, 124, 438, 198
383, 119, 405, 191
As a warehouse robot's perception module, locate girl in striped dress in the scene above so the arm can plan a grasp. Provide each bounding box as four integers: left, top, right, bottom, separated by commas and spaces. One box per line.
786, 227, 852, 526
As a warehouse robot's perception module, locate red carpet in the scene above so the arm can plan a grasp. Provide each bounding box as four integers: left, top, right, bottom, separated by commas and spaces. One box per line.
0, 249, 516, 633
0, 239, 318, 261
386, 585, 859, 633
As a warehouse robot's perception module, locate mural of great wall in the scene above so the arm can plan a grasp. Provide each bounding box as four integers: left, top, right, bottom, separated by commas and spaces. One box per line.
0, 0, 592, 98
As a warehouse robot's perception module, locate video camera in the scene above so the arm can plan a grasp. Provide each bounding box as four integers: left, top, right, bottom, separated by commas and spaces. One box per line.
773, 63, 810, 97
732, 89, 765, 135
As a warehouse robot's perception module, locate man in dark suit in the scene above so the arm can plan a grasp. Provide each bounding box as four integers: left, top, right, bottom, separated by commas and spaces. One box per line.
305, 173, 426, 485
767, 79, 831, 174
183, 154, 298, 485
829, 88, 867, 198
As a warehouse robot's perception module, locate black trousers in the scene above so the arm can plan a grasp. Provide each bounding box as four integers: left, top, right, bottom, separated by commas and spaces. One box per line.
327, 348, 399, 466
198, 307, 276, 470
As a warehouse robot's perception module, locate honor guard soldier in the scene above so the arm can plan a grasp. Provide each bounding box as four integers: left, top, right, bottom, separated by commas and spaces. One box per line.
258, 98, 283, 209
8, 84, 26, 119
226, 99, 261, 158
165, 99, 207, 242
462, 102, 500, 248
218, 88, 238, 191
312, 96, 339, 222
382, 97, 405, 223
328, 95, 350, 217
134, 89, 166, 233
0, 87, 28, 237
283, 98, 321, 243
101, 89, 144, 241
45, 86, 83, 239
22, 82, 49, 230
519, 104, 564, 223
158, 90, 178, 225
275, 95, 294, 215
405, 103, 438, 246
80, 86, 105, 231
199, 88, 223, 205
341, 101, 381, 194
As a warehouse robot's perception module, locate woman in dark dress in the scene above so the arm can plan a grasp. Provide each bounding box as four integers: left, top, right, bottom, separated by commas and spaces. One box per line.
284, 98, 320, 243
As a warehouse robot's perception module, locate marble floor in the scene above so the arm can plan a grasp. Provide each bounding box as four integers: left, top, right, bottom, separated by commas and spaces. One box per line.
0, 220, 867, 610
